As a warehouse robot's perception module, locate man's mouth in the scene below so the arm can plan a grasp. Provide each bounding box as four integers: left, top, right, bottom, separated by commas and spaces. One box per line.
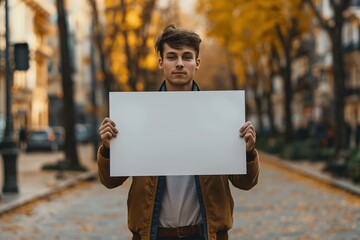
172, 71, 186, 74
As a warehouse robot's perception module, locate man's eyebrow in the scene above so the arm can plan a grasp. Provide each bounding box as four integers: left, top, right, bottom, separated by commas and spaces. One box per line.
165, 51, 194, 57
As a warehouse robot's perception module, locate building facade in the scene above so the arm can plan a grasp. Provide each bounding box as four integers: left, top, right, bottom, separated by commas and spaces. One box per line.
0, 0, 54, 131
0, 0, 103, 134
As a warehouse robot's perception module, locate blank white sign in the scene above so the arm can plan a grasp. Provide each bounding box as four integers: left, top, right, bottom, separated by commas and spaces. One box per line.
109, 90, 246, 176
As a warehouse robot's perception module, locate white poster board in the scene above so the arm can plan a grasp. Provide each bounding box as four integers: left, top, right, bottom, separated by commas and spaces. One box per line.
109, 91, 246, 176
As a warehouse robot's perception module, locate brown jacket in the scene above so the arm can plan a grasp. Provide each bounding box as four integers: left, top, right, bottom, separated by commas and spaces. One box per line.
97, 145, 259, 240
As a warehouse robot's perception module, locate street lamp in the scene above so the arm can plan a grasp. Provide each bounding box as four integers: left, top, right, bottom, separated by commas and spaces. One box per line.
1, 0, 19, 193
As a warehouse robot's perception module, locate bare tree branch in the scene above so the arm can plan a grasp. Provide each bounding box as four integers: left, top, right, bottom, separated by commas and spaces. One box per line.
88, 0, 116, 94
304, 0, 331, 33
275, 24, 286, 52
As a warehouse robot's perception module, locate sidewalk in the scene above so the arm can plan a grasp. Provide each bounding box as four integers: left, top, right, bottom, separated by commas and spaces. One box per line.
0, 144, 98, 215
260, 151, 360, 196
1, 148, 359, 215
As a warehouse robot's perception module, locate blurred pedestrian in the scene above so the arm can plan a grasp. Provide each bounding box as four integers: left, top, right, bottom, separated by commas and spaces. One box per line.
97, 24, 260, 240
296, 120, 309, 141
19, 125, 27, 151
356, 122, 360, 147
326, 121, 334, 148
345, 121, 352, 149
314, 120, 328, 147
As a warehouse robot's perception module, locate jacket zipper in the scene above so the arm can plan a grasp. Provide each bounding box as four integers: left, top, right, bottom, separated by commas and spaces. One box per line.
195, 176, 209, 240
149, 176, 166, 240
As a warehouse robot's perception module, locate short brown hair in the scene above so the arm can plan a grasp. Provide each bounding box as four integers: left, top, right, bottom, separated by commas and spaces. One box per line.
155, 24, 202, 59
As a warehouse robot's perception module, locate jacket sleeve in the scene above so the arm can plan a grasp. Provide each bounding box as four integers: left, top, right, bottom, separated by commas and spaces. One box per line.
228, 148, 260, 190
97, 144, 129, 189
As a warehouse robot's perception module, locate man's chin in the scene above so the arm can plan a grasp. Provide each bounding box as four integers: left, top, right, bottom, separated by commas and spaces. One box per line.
168, 79, 192, 85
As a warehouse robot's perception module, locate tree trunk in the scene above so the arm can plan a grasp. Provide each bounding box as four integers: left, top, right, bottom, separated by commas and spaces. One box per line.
275, 24, 295, 142
265, 74, 277, 135
119, 0, 137, 91
134, 0, 157, 90
304, 0, 349, 157
88, 0, 116, 115
331, 9, 346, 154
225, 50, 238, 90
267, 49, 279, 135
56, 0, 80, 168
282, 51, 294, 142
254, 90, 264, 134
251, 70, 264, 134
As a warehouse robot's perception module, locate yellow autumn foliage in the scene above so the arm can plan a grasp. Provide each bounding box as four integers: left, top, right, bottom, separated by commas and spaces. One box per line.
197, 0, 311, 83
126, 9, 142, 29
102, 0, 160, 90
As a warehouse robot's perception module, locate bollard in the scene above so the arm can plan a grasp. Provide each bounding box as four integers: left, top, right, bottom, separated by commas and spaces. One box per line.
2, 148, 19, 193
56, 160, 66, 180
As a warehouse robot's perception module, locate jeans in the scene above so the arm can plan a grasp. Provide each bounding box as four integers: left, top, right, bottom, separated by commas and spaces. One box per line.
157, 237, 204, 240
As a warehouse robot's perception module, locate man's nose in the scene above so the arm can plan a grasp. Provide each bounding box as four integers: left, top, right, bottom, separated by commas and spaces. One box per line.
176, 57, 184, 67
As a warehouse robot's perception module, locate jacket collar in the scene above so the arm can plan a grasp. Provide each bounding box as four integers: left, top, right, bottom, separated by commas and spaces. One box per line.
158, 80, 200, 92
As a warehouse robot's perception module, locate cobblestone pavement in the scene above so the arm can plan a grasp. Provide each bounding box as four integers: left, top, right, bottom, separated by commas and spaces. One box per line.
1, 157, 360, 240
231, 160, 360, 239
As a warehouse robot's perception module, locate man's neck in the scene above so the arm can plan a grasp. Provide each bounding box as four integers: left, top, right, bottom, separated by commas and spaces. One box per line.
165, 80, 193, 91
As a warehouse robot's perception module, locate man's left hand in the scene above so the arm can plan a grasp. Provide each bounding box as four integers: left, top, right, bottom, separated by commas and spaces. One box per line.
239, 121, 256, 151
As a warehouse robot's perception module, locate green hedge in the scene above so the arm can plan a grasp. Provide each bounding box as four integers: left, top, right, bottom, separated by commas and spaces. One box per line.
346, 149, 360, 183
256, 136, 285, 154
257, 135, 360, 182
281, 141, 312, 160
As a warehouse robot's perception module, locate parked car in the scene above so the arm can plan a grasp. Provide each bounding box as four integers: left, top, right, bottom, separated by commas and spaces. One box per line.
52, 126, 65, 150
0, 115, 5, 148
75, 124, 91, 144
26, 128, 59, 152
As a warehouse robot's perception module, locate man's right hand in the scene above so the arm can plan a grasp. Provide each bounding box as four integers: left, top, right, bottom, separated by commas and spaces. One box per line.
99, 117, 118, 149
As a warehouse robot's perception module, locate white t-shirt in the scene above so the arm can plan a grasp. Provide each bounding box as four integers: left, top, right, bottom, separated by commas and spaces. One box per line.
159, 176, 202, 227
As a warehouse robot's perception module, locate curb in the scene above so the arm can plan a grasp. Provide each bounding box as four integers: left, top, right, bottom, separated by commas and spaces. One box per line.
0, 170, 97, 215
2, 153, 359, 216
260, 151, 360, 196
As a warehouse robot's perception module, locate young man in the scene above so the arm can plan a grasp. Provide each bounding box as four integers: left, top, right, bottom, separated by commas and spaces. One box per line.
97, 24, 260, 240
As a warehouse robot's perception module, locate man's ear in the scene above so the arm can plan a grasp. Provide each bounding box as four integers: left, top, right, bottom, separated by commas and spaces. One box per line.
158, 52, 163, 69
158, 57, 163, 69
196, 58, 201, 70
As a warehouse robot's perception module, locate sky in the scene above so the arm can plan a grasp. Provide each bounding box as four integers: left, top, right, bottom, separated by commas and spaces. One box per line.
158, 0, 197, 14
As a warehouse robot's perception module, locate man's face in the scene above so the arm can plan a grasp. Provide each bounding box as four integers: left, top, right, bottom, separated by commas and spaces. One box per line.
158, 43, 200, 90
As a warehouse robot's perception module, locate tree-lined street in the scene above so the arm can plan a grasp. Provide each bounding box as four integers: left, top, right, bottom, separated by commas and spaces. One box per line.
1, 0, 360, 239
1, 152, 359, 239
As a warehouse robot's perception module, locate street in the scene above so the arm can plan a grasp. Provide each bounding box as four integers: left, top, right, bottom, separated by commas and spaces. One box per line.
0, 153, 360, 239
0, 0, 359, 239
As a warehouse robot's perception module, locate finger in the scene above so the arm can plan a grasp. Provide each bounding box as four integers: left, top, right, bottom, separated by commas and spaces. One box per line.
101, 117, 115, 125
99, 119, 116, 130
99, 119, 116, 131
244, 132, 253, 141
246, 129, 256, 139
99, 122, 118, 134
239, 121, 253, 133
100, 127, 118, 139
101, 133, 114, 149
240, 125, 255, 138
244, 133, 256, 151
100, 117, 116, 128
100, 131, 111, 140
240, 121, 251, 131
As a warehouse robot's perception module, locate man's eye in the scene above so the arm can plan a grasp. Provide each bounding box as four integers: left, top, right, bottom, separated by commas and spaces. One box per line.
183, 55, 193, 60
167, 55, 176, 60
